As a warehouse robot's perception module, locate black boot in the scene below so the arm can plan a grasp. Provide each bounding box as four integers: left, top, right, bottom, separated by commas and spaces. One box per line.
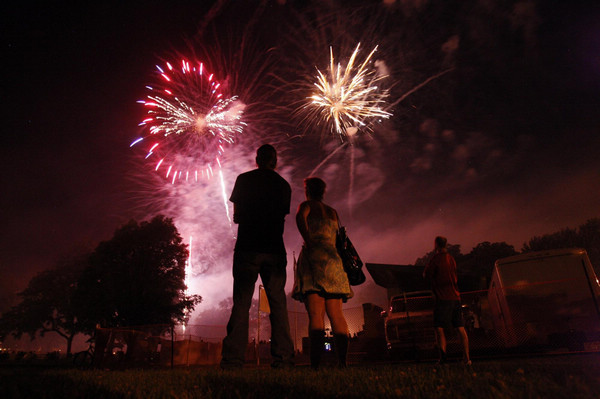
309, 330, 325, 369
334, 334, 349, 368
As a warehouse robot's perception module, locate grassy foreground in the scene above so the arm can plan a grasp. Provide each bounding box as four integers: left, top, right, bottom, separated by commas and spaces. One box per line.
2, 354, 600, 398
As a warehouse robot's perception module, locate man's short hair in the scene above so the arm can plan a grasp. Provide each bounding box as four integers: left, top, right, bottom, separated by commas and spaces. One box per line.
256, 144, 277, 169
435, 236, 448, 249
304, 177, 326, 201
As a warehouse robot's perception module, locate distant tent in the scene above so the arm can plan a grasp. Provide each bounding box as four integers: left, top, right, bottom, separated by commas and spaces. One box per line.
366, 263, 429, 292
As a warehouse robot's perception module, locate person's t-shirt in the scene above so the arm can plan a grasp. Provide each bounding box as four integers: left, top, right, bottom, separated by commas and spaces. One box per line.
424, 251, 461, 301
230, 168, 291, 254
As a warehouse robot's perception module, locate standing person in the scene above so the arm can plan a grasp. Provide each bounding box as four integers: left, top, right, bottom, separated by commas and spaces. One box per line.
292, 177, 353, 368
220, 144, 295, 369
423, 236, 471, 365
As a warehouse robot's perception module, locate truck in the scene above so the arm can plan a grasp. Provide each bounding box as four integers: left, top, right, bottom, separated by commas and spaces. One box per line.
363, 263, 434, 358
382, 290, 437, 357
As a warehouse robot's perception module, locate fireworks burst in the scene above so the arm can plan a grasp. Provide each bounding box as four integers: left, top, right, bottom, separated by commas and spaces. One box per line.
302, 43, 392, 141
131, 59, 246, 184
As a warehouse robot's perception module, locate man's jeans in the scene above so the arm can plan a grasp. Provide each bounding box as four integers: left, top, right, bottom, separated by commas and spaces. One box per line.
221, 251, 295, 367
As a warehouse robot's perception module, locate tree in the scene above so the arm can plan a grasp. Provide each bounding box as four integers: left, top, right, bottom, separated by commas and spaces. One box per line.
74, 215, 201, 333
523, 227, 579, 252
460, 242, 518, 290
414, 243, 462, 267
0, 252, 89, 355
522, 218, 600, 275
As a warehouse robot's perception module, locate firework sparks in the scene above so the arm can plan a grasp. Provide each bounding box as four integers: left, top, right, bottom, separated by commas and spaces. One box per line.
131, 59, 246, 183
304, 43, 392, 141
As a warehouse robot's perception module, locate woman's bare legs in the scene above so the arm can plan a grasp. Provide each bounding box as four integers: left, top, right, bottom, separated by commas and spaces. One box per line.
305, 294, 350, 368
305, 293, 326, 331
325, 298, 348, 335
326, 298, 349, 367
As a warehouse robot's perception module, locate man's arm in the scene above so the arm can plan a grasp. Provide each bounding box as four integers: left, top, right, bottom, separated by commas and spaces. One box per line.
232, 202, 239, 224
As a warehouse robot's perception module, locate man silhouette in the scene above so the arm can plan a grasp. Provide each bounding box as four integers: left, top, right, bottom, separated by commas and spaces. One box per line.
423, 236, 471, 365
220, 144, 295, 369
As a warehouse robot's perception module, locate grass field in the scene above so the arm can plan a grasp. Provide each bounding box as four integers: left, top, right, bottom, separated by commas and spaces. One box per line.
2, 354, 599, 398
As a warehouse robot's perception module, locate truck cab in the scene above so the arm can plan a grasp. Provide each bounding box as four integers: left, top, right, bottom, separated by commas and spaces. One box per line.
383, 290, 437, 357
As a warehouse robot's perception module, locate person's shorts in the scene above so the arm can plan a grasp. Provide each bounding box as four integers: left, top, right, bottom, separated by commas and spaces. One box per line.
433, 300, 464, 328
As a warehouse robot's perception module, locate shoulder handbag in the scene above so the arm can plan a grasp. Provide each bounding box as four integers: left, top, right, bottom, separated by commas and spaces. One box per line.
336, 226, 366, 286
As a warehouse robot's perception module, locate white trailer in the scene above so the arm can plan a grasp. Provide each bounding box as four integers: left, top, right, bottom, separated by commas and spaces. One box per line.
487, 248, 600, 350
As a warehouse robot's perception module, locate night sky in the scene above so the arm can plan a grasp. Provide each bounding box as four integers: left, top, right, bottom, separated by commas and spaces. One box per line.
1, 0, 600, 324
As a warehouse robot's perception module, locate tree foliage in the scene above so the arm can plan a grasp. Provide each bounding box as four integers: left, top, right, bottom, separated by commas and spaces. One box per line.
522, 218, 600, 275
459, 242, 518, 290
0, 252, 89, 355
414, 243, 462, 267
74, 215, 201, 333
0, 215, 202, 354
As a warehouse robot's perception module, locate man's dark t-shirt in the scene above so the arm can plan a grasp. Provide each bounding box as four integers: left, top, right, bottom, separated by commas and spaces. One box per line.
423, 251, 461, 301
230, 168, 291, 255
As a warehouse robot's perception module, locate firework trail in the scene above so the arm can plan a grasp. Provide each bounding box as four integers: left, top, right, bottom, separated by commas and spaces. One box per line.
182, 234, 194, 331
131, 59, 246, 185
308, 142, 348, 176
386, 68, 455, 110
